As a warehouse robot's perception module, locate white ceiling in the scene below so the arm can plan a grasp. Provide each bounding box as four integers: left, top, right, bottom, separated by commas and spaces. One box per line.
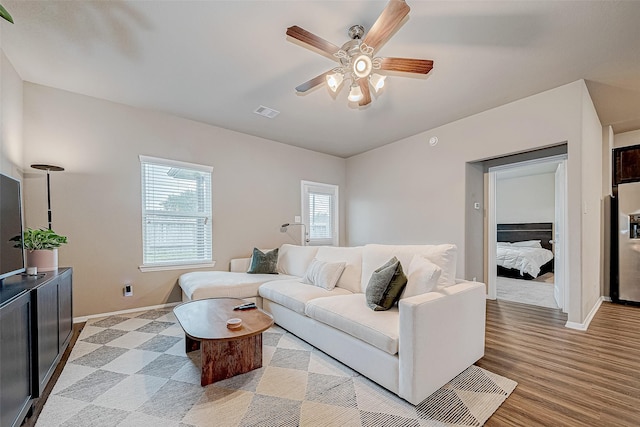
2, 1, 640, 158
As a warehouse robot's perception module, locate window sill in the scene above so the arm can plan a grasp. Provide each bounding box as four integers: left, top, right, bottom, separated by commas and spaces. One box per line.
138, 262, 216, 273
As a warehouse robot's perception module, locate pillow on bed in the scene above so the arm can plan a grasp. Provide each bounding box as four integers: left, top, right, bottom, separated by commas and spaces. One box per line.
497, 242, 512, 247
511, 240, 542, 248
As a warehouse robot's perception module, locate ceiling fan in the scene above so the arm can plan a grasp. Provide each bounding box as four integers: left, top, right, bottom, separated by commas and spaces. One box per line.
286, 0, 433, 107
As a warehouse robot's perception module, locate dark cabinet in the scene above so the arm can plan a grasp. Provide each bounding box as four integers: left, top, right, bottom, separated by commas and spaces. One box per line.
613, 144, 640, 186
32, 268, 73, 397
0, 267, 73, 427
0, 291, 32, 427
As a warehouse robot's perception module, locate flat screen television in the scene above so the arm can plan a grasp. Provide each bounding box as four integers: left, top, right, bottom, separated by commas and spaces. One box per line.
0, 172, 25, 281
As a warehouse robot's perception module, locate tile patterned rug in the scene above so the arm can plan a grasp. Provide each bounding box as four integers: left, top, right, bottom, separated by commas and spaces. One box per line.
36, 308, 516, 427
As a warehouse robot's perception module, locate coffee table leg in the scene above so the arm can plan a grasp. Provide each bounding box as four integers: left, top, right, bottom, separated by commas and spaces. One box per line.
200, 334, 263, 386
185, 335, 200, 353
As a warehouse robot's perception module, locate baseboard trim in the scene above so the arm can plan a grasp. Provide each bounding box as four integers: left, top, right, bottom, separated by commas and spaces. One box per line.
73, 301, 181, 323
565, 296, 605, 331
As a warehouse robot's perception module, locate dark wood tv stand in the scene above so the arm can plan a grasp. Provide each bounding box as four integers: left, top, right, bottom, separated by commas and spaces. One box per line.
0, 267, 73, 427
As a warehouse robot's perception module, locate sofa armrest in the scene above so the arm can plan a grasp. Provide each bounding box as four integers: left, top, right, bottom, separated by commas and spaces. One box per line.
397, 280, 486, 405
230, 257, 251, 272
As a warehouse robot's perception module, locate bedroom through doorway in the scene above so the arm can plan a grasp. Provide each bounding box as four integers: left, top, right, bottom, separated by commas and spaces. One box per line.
487, 155, 568, 312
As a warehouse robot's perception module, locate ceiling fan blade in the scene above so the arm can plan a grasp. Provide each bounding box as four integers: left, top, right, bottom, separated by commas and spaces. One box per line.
287, 26, 342, 60
362, 0, 410, 53
358, 79, 372, 106
378, 57, 434, 74
295, 72, 330, 93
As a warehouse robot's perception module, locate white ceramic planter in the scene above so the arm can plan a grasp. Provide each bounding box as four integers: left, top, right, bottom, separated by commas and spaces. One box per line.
27, 249, 58, 272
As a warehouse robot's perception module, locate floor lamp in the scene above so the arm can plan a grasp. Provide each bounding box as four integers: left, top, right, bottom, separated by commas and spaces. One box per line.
31, 164, 64, 230
280, 223, 310, 245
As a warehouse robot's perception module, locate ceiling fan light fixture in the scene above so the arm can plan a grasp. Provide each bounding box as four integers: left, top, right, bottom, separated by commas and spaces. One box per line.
352, 54, 372, 79
348, 84, 364, 102
370, 73, 386, 93
326, 72, 344, 92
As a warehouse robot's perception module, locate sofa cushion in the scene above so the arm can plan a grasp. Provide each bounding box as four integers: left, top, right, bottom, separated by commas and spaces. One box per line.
247, 248, 279, 274
401, 255, 442, 299
305, 294, 400, 355
179, 271, 296, 300
302, 258, 346, 290
361, 244, 457, 291
365, 257, 407, 311
315, 246, 363, 293
277, 244, 319, 277
259, 279, 352, 314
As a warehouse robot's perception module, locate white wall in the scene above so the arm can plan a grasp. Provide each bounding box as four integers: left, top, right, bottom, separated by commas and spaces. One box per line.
22, 83, 347, 317
580, 84, 604, 321
496, 173, 555, 224
0, 48, 23, 178
614, 129, 640, 148
346, 80, 602, 325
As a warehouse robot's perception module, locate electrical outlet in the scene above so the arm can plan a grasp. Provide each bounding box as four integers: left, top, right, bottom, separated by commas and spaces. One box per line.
294, 215, 301, 223
124, 284, 133, 297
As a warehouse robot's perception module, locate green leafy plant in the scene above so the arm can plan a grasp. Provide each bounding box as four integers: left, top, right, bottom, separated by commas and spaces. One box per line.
11, 228, 68, 250
0, 4, 13, 24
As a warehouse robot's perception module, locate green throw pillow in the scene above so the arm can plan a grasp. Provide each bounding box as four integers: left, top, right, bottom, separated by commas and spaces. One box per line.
365, 257, 408, 311
247, 248, 279, 274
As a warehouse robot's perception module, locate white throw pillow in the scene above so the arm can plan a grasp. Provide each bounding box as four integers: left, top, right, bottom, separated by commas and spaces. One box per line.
401, 255, 442, 299
511, 240, 542, 248
302, 258, 346, 290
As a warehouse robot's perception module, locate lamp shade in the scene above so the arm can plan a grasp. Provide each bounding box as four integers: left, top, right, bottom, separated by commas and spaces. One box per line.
348, 84, 364, 102
326, 73, 344, 92
370, 74, 386, 93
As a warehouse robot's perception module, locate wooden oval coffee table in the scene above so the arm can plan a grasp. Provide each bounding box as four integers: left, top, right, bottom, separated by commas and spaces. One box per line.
173, 298, 274, 386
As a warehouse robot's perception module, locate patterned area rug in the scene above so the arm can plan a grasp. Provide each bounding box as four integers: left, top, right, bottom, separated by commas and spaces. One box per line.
36, 308, 516, 427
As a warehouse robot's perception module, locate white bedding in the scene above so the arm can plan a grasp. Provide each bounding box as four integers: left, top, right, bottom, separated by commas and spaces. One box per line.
496, 243, 554, 277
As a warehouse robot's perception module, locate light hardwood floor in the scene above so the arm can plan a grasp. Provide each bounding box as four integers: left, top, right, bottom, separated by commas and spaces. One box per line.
478, 300, 640, 426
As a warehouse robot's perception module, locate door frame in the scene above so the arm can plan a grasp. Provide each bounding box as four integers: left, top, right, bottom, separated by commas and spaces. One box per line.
486, 154, 568, 309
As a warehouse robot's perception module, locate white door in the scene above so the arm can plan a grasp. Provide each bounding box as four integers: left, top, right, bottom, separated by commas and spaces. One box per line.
553, 160, 567, 311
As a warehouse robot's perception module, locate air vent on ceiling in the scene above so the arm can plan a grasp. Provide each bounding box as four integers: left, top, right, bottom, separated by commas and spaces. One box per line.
254, 105, 280, 119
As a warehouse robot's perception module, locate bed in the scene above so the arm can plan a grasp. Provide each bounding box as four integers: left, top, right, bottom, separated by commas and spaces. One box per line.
496, 223, 554, 280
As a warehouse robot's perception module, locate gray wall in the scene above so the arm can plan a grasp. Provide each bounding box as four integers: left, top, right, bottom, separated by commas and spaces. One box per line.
22, 83, 347, 317
496, 173, 555, 224
346, 80, 603, 325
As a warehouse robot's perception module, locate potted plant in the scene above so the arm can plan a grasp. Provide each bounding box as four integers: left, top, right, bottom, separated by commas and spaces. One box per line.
0, 4, 13, 24
13, 228, 68, 271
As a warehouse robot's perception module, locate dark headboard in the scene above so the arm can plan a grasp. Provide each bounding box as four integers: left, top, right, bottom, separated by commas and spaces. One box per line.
497, 223, 553, 251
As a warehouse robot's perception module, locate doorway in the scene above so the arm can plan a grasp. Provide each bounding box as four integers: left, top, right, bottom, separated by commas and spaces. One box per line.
487, 155, 568, 312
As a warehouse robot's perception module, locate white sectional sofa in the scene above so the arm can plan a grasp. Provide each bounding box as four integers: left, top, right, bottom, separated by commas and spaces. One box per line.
178, 243, 486, 405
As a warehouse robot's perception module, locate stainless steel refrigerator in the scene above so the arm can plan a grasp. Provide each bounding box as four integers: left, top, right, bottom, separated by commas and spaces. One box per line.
617, 181, 640, 303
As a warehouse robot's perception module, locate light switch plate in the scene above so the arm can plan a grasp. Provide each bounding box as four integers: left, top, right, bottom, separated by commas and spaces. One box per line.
294, 216, 301, 223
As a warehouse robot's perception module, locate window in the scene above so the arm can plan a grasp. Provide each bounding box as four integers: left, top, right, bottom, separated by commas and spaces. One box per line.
139, 156, 213, 271
301, 180, 338, 246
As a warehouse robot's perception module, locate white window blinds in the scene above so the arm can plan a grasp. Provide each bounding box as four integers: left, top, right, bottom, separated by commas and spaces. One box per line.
302, 181, 338, 246
140, 156, 213, 268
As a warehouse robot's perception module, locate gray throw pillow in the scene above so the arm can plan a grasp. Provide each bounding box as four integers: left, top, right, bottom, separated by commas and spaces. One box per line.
365, 257, 408, 311
247, 248, 279, 274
